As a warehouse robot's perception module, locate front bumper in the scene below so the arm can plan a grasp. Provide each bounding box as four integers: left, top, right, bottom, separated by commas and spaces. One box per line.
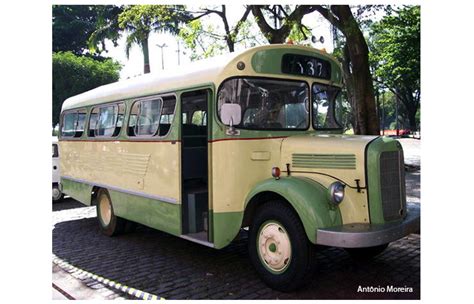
315, 203, 420, 248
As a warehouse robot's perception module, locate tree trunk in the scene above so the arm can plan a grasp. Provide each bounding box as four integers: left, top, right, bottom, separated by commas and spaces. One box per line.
315, 5, 380, 135
341, 44, 360, 133
142, 36, 150, 74
336, 6, 379, 135
250, 5, 316, 44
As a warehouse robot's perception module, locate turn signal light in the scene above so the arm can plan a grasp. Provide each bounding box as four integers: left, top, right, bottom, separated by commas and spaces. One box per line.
272, 167, 281, 179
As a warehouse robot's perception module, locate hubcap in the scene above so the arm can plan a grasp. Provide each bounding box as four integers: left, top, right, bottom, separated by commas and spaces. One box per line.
52, 188, 61, 200
257, 221, 292, 273
99, 194, 112, 226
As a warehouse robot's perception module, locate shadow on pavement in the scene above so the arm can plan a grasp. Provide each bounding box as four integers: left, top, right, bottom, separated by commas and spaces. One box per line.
53, 217, 420, 300
53, 198, 86, 212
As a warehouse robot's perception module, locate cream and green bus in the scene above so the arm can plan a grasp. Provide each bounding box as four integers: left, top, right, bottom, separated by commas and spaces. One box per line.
59, 44, 419, 291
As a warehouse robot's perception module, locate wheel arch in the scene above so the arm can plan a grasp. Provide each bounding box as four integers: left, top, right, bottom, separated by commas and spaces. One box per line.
91, 185, 101, 206
244, 177, 343, 244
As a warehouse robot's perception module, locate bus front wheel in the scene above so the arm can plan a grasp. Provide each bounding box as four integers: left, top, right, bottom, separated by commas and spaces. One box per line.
96, 189, 126, 236
248, 200, 316, 292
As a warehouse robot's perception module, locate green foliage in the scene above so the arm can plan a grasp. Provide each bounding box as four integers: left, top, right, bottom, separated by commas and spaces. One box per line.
53, 5, 122, 56
53, 5, 98, 55
87, 5, 123, 54
371, 6, 420, 92
118, 5, 190, 59
52, 52, 121, 127
179, 6, 263, 61
287, 21, 312, 44
370, 6, 420, 130
178, 19, 227, 60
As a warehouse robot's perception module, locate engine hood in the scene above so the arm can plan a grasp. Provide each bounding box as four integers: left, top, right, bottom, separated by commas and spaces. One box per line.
280, 134, 378, 188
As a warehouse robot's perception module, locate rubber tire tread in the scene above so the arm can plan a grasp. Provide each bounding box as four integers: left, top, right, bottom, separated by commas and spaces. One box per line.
96, 189, 126, 236
248, 200, 317, 292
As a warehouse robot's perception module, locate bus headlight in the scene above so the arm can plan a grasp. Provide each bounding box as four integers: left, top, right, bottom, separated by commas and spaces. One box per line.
328, 182, 345, 205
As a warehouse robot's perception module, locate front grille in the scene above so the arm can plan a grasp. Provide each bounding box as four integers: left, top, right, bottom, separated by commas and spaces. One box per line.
380, 151, 406, 221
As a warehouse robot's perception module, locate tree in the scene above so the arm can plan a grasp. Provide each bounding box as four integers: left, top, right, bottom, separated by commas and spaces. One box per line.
53, 5, 98, 55
52, 52, 121, 127
53, 5, 122, 57
370, 6, 420, 131
189, 5, 252, 52
179, 5, 263, 60
314, 5, 379, 135
118, 5, 190, 74
250, 5, 317, 44
87, 5, 124, 55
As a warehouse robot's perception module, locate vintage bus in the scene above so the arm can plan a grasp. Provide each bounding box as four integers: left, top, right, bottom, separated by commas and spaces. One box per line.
58, 44, 419, 291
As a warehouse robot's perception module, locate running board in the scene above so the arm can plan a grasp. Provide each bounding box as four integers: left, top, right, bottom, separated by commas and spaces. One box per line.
179, 234, 215, 248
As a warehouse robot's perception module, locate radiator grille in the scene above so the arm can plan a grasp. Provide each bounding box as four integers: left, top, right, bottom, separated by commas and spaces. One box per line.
380, 151, 406, 221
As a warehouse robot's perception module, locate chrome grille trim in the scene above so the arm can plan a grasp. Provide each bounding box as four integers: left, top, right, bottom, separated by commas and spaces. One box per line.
379, 151, 406, 221
292, 153, 356, 170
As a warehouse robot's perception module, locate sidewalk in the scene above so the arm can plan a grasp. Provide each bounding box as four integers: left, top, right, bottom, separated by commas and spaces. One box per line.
398, 138, 421, 168
52, 262, 128, 300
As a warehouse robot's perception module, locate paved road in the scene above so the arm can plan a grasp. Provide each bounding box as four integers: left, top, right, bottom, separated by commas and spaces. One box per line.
52, 137, 420, 299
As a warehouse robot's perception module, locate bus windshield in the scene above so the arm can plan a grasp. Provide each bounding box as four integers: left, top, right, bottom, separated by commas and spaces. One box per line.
312, 84, 343, 130
218, 78, 309, 130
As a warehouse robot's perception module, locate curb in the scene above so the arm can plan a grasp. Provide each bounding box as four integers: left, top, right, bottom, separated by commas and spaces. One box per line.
52, 254, 165, 300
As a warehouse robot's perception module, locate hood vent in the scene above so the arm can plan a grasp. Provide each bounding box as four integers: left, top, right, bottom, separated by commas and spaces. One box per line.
292, 153, 356, 170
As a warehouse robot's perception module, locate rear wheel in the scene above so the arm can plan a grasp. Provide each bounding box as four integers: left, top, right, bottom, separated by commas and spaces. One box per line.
52, 185, 63, 202
96, 189, 126, 236
248, 200, 316, 292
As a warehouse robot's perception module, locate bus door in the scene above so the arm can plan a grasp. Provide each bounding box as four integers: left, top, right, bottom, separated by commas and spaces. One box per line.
180, 89, 210, 243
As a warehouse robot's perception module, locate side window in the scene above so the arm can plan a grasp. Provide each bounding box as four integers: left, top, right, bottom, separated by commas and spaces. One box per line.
129, 98, 163, 137
96, 105, 117, 137
159, 96, 176, 136
61, 112, 77, 137
76, 109, 86, 137
115, 103, 125, 136
61, 109, 87, 138
93, 103, 124, 137
88, 107, 99, 137
128, 95, 176, 137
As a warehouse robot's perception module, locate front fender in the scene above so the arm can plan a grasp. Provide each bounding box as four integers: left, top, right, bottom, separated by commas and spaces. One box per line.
245, 176, 342, 244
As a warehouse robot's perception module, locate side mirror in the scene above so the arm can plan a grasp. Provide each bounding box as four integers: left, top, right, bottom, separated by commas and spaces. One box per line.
220, 104, 241, 136
221, 104, 241, 126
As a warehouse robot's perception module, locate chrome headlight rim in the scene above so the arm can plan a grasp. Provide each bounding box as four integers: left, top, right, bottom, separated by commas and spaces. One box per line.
328, 181, 345, 205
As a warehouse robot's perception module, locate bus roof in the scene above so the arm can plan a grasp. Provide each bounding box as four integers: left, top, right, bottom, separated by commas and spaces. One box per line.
61, 44, 339, 112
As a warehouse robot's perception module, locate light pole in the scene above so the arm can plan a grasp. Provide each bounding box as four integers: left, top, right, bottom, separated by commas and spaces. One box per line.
176, 40, 186, 66
156, 43, 168, 70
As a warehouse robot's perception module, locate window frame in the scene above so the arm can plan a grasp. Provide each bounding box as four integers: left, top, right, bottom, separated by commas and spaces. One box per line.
128, 96, 164, 138
216, 76, 311, 131
89, 102, 125, 138
311, 83, 344, 131
60, 108, 87, 138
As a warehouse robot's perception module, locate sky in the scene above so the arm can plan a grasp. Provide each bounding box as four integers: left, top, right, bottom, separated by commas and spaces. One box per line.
102, 5, 335, 80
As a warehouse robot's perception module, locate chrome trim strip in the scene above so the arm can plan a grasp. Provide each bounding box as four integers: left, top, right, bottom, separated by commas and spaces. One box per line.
61, 175, 179, 204
316, 203, 420, 248
179, 235, 215, 248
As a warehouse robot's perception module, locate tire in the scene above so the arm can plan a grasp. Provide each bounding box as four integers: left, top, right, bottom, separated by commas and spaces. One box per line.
52, 185, 64, 202
345, 243, 389, 261
248, 200, 317, 292
96, 189, 126, 236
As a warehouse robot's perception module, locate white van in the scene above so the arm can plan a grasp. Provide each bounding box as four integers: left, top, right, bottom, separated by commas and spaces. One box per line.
52, 136, 63, 201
